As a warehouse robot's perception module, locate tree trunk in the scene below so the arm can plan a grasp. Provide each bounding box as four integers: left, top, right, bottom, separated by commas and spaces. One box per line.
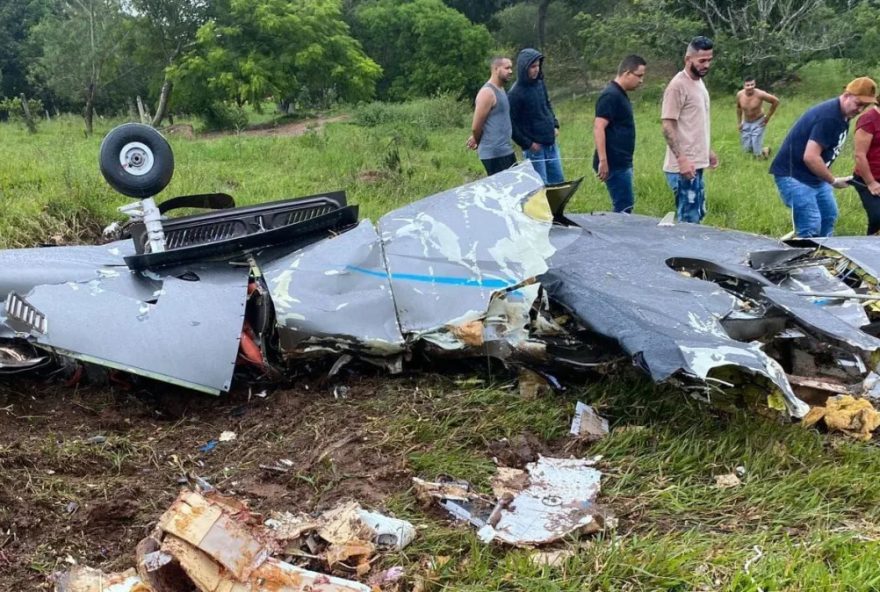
19, 93, 37, 134
84, 83, 95, 136
151, 78, 173, 127
136, 95, 148, 124
536, 0, 551, 50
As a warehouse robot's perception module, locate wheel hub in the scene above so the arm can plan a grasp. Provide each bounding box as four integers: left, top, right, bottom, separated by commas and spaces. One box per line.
119, 142, 154, 176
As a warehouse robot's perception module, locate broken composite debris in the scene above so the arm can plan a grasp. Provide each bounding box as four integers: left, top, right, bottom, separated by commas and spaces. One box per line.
569, 401, 609, 441
416, 456, 608, 547
54, 490, 415, 592
5, 144, 880, 418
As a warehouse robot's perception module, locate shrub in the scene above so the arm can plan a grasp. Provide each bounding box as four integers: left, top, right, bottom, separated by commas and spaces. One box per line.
353, 94, 468, 129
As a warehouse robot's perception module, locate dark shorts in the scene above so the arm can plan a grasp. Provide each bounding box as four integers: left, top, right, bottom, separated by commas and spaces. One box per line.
481, 153, 517, 176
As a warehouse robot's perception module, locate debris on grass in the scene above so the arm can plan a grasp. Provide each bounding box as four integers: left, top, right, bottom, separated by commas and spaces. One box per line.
418, 456, 608, 547
518, 369, 552, 400
569, 401, 609, 441
368, 565, 405, 587
802, 395, 880, 440
54, 489, 411, 592
528, 548, 577, 568
714, 473, 742, 489
197, 440, 217, 453
218, 430, 237, 442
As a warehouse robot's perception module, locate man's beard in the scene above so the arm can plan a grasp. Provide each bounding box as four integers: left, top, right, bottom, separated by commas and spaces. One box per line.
689, 63, 706, 78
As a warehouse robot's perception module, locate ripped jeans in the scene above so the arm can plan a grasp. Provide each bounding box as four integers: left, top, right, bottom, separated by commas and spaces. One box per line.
665, 169, 706, 223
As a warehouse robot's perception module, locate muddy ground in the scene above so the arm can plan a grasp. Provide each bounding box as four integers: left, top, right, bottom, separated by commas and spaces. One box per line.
0, 368, 568, 590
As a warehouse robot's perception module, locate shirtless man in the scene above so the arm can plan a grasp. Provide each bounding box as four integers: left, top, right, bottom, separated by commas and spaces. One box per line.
736, 77, 780, 158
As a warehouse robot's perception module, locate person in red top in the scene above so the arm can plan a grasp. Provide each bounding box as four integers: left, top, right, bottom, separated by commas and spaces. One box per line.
854, 104, 880, 234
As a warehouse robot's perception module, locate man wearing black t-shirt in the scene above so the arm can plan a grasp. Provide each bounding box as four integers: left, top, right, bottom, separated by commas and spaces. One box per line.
770, 77, 878, 237
593, 55, 647, 213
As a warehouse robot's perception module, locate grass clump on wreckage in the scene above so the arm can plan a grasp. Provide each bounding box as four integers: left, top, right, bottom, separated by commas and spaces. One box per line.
4, 124, 880, 426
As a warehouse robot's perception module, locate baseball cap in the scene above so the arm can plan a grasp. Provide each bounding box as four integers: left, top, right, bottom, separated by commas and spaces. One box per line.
845, 77, 878, 103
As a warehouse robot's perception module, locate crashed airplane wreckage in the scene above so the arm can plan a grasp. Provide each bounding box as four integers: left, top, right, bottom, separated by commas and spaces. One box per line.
2, 124, 880, 418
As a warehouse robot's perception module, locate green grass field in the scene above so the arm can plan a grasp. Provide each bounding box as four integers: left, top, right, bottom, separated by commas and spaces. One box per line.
0, 72, 875, 249
4, 67, 880, 590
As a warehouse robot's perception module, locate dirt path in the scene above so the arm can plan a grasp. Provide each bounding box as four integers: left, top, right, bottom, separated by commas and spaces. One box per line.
193, 114, 349, 140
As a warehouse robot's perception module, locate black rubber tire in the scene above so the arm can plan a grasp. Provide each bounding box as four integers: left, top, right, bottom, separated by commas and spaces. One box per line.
99, 123, 174, 198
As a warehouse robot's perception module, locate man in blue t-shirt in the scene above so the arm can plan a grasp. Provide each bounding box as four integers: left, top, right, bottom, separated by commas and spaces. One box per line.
770, 77, 878, 237
593, 55, 647, 213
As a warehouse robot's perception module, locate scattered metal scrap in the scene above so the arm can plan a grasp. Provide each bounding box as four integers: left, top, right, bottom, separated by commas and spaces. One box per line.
54, 489, 414, 592
5, 124, 880, 421
415, 456, 609, 547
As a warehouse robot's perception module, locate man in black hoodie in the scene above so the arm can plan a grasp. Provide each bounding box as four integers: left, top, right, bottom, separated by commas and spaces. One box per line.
509, 48, 563, 184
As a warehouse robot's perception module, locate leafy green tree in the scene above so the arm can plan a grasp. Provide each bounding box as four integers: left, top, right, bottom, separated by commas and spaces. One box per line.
442, 0, 512, 24
352, 0, 493, 100
661, 0, 853, 88
30, 0, 134, 134
129, 0, 209, 126
843, 0, 880, 69
170, 0, 380, 126
0, 0, 56, 100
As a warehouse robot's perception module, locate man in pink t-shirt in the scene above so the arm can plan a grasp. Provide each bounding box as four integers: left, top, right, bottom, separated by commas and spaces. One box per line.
661, 36, 718, 223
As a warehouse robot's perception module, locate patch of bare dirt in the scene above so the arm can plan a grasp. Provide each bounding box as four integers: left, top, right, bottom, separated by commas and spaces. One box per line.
0, 375, 411, 590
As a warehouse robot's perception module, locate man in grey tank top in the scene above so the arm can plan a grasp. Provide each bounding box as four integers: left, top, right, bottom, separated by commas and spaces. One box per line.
467, 57, 516, 175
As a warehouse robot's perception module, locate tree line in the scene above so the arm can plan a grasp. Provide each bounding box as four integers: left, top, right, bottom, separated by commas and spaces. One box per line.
1, 0, 878, 134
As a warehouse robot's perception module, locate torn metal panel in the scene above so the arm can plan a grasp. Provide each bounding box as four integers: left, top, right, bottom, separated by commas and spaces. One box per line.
20, 264, 248, 394
259, 220, 404, 356
0, 241, 133, 300
0, 343, 47, 371
543, 214, 813, 417
0, 241, 144, 339
422, 458, 605, 547
376, 162, 554, 339
806, 237, 880, 279
480, 456, 603, 547
776, 265, 870, 328
760, 285, 880, 351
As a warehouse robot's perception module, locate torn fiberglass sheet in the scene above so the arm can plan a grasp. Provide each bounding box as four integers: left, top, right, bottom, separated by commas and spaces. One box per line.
15, 263, 248, 394
542, 213, 816, 417
259, 220, 404, 355
374, 162, 554, 341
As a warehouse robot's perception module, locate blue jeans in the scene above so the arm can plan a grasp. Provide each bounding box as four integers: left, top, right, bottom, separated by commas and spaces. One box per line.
604, 167, 634, 213
740, 120, 766, 156
665, 170, 705, 223
524, 143, 564, 184
774, 176, 838, 237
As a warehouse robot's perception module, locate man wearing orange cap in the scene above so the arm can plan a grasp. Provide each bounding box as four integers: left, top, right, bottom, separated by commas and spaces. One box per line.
770, 77, 878, 237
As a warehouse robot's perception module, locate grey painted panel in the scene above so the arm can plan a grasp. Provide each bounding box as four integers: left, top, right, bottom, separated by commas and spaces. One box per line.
377, 162, 553, 334
260, 220, 403, 354
25, 264, 248, 393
